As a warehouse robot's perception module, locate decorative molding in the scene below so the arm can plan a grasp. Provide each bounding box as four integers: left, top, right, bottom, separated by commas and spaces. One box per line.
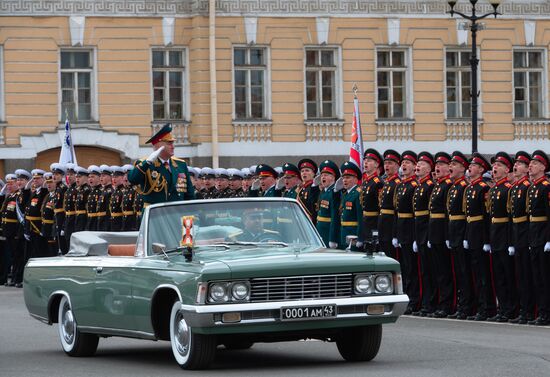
162, 17, 175, 46
244, 17, 258, 44
456, 19, 468, 46
233, 120, 272, 142
376, 119, 414, 141
69, 16, 85, 46
524, 20, 536, 46
305, 120, 344, 141
388, 18, 400, 45
152, 121, 190, 145
513, 119, 549, 140
2, 1, 550, 18
445, 119, 482, 140
316, 17, 330, 45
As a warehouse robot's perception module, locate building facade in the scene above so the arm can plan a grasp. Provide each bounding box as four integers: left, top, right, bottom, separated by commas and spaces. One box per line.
0, 0, 549, 173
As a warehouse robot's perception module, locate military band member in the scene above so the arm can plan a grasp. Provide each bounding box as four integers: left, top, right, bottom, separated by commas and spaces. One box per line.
338, 162, 363, 250
128, 123, 195, 205
526, 150, 550, 326
296, 159, 320, 224
40, 172, 58, 256
50, 163, 68, 254
447, 151, 473, 319
316, 160, 341, 248
63, 163, 77, 250
227, 169, 246, 198
360, 149, 384, 242
378, 150, 401, 259
1, 174, 18, 285
487, 152, 517, 322
25, 169, 48, 258
464, 153, 495, 321
85, 165, 102, 231
109, 166, 126, 231
122, 164, 137, 231
413, 152, 436, 316
428, 152, 455, 318
97, 165, 113, 231
214, 169, 232, 198
281, 163, 301, 199
74, 167, 90, 232
508, 151, 535, 324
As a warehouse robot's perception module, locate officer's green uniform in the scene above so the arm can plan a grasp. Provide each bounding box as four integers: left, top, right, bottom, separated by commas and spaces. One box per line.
283, 187, 297, 199
338, 162, 363, 250
315, 160, 341, 247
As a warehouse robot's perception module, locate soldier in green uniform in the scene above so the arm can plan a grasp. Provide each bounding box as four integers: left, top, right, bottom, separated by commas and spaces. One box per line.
338, 161, 363, 250
85, 165, 102, 231
250, 164, 282, 197
316, 160, 341, 248
128, 123, 195, 205
282, 163, 301, 199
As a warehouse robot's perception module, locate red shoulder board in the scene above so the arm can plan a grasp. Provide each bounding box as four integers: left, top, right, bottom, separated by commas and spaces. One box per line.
373, 177, 380, 183
356, 187, 362, 193
395, 178, 401, 184
411, 181, 418, 187
543, 181, 549, 186
523, 181, 530, 186
445, 179, 452, 184
505, 182, 512, 188
479, 181, 487, 187
460, 181, 467, 186
427, 180, 433, 185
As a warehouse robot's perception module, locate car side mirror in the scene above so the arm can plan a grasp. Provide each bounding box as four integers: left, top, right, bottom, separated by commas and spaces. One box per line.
152, 243, 166, 254
345, 235, 357, 251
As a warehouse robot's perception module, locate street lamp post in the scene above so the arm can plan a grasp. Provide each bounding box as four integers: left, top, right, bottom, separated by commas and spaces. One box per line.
448, 0, 501, 153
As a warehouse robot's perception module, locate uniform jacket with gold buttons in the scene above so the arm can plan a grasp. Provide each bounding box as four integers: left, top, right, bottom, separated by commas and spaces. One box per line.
378, 174, 401, 243
413, 175, 434, 245
464, 176, 490, 249
509, 176, 530, 249
446, 176, 468, 248
428, 175, 452, 244
395, 175, 418, 244
488, 177, 512, 251
527, 176, 550, 247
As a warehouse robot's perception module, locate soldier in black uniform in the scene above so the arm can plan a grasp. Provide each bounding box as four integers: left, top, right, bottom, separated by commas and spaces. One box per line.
109, 166, 126, 231
63, 164, 77, 250
241, 168, 252, 195
508, 151, 535, 324
74, 167, 90, 232
413, 152, 436, 316
0, 174, 18, 285
487, 152, 517, 322
527, 150, 550, 326
464, 153, 495, 321
428, 152, 455, 318
296, 159, 320, 224
86, 165, 102, 231
24, 169, 48, 258
360, 149, 384, 242
446, 151, 473, 319
40, 172, 58, 256
121, 164, 137, 231
50, 163, 68, 254
378, 150, 401, 259
97, 165, 113, 231
214, 168, 232, 198
227, 169, 246, 198
395, 151, 421, 314
200, 167, 217, 199
13, 169, 32, 288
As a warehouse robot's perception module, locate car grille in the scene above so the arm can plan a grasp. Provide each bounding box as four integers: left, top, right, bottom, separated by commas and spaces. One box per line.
249, 274, 353, 302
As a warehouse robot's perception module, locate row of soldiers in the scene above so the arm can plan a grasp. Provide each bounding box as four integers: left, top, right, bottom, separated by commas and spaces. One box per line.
0, 163, 143, 287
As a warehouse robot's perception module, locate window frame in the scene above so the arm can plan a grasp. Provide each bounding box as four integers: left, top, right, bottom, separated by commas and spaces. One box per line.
232, 45, 271, 121
512, 48, 548, 120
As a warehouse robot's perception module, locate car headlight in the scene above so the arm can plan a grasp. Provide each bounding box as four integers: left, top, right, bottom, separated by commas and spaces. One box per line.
354, 276, 373, 294
231, 282, 250, 301
209, 283, 229, 303
375, 274, 393, 294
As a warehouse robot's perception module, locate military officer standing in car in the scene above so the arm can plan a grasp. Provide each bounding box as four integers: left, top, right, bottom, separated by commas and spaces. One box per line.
378, 150, 401, 259
316, 160, 341, 248
360, 149, 384, 244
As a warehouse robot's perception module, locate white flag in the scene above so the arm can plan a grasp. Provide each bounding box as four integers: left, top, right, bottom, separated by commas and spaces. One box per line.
59, 118, 77, 165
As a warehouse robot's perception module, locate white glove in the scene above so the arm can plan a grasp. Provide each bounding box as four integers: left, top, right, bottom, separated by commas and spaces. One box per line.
146, 146, 165, 164
60, 230, 65, 236
392, 238, 399, 248
483, 244, 491, 253
356, 241, 363, 249
333, 177, 344, 192
544, 242, 550, 252
427, 241, 431, 249
24, 234, 31, 241
251, 179, 261, 191
0, 184, 6, 196
25, 180, 33, 190
463, 240, 469, 250
328, 241, 338, 249
446, 240, 451, 249
313, 175, 321, 187
275, 178, 285, 190
508, 246, 515, 256
412, 241, 418, 253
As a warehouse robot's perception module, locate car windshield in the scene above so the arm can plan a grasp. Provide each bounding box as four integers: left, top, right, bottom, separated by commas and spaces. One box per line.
146, 200, 323, 254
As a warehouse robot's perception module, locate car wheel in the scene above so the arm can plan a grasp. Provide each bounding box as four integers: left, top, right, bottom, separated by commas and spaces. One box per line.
169, 300, 216, 370
336, 324, 382, 362
223, 340, 254, 350
58, 296, 99, 357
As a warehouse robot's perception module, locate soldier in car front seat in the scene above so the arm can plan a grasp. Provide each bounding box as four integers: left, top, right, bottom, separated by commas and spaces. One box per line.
231, 209, 281, 243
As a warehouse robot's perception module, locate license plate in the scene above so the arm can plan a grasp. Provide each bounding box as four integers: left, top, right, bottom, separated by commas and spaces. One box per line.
280, 305, 336, 321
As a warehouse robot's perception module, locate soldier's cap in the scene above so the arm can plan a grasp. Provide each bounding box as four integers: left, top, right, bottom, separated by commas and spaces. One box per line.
192, 167, 202, 177
470, 152, 491, 172
401, 150, 418, 164
50, 163, 66, 174
451, 151, 469, 168
383, 149, 401, 164
111, 166, 125, 176
87, 165, 101, 175
146, 123, 175, 145
227, 168, 244, 180
187, 167, 198, 177
274, 166, 284, 178
434, 152, 452, 165
531, 150, 549, 171
200, 167, 215, 178
15, 169, 31, 180
256, 164, 278, 179
122, 164, 134, 173
493, 152, 513, 171
74, 166, 89, 176
363, 148, 382, 165
31, 169, 46, 178
241, 167, 251, 178
282, 163, 300, 178
65, 163, 76, 172
418, 152, 435, 169
215, 168, 229, 179
99, 164, 113, 175
514, 151, 531, 166
298, 159, 318, 173
249, 165, 258, 175
340, 161, 362, 179
43, 172, 54, 182
5, 173, 17, 182
319, 160, 340, 179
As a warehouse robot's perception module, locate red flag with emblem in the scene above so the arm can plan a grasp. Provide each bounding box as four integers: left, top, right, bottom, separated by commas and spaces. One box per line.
349, 94, 364, 175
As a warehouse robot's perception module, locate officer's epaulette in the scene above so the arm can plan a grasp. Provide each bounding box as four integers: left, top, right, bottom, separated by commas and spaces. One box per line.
373, 177, 380, 183
395, 178, 401, 184
445, 178, 452, 184
427, 179, 433, 185
504, 182, 512, 188
523, 181, 530, 186
479, 181, 487, 187
172, 157, 187, 163
460, 181, 467, 186
542, 180, 549, 186
356, 186, 362, 193
411, 181, 418, 187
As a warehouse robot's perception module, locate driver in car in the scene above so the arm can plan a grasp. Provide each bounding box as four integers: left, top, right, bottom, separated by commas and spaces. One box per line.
229, 208, 281, 243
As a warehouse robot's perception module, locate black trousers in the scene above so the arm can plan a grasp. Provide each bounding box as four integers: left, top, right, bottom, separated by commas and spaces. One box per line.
419, 244, 437, 312
380, 240, 397, 260
492, 248, 517, 318
12, 238, 26, 284
530, 246, 550, 317
470, 248, 496, 316
30, 233, 50, 258
431, 243, 455, 313
401, 243, 420, 310
0, 239, 14, 284
515, 247, 535, 318
452, 246, 474, 315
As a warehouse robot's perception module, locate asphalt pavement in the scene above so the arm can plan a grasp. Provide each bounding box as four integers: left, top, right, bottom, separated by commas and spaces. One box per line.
1, 286, 549, 377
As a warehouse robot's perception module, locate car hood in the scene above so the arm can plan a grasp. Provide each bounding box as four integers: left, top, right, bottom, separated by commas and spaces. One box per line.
191, 247, 400, 279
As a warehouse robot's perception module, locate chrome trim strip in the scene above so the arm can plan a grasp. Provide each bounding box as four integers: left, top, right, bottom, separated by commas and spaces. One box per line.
153, 284, 183, 302
78, 326, 157, 340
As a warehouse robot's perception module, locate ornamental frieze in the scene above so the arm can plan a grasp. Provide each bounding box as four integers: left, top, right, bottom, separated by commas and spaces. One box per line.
0, 0, 549, 17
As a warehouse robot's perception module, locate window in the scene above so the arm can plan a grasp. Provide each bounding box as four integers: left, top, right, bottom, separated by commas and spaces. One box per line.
61, 50, 93, 122
305, 48, 337, 119
376, 50, 409, 119
152, 49, 186, 120
513, 50, 544, 119
446, 50, 472, 119
234, 47, 268, 119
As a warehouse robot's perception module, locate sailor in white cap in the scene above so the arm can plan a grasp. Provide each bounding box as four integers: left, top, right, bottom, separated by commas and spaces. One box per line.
200, 167, 216, 199
74, 167, 90, 232
109, 166, 126, 231
62, 164, 79, 251
120, 164, 138, 231
96, 165, 113, 232
0, 174, 20, 286
214, 168, 231, 198
40, 172, 59, 256
11, 169, 32, 287
227, 168, 245, 197
85, 165, 102, 231
24, 169, 49, 259
241, 167, 252, 194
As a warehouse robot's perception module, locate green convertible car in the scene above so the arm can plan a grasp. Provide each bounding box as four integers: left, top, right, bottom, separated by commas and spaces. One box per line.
24, 198, 408, 369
